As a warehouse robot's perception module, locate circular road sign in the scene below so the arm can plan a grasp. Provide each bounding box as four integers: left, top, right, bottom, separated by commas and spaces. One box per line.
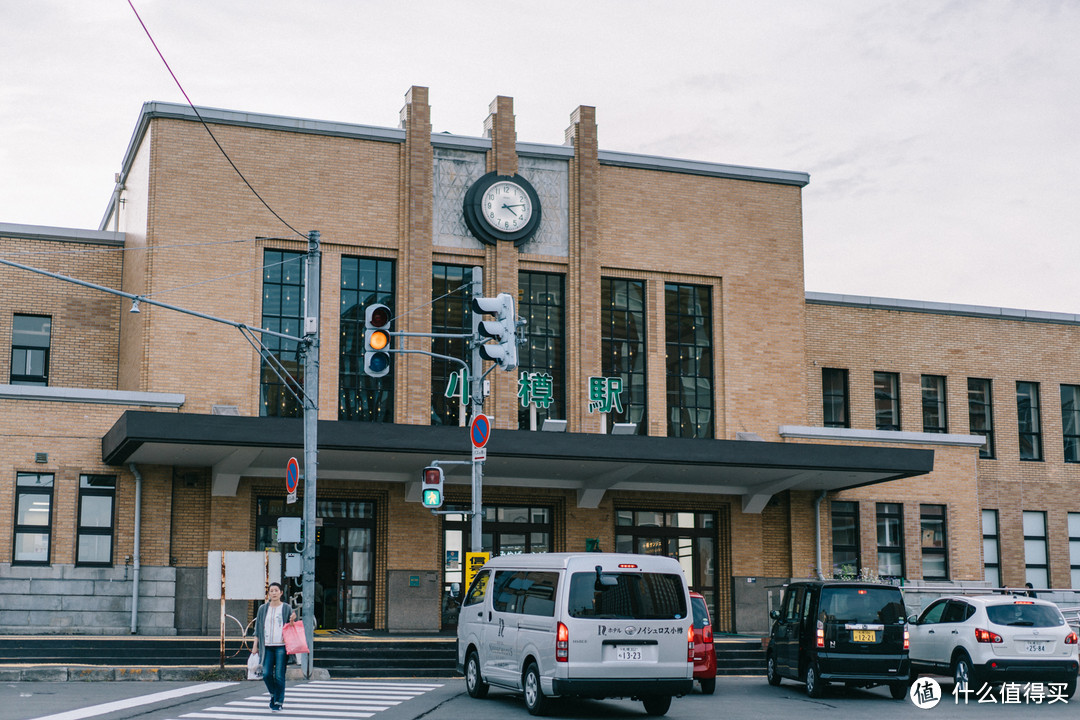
470, 413, 491, 449
286, 457, 300, 493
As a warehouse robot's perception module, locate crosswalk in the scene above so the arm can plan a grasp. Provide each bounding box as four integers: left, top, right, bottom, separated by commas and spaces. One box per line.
172, 681, 445, 720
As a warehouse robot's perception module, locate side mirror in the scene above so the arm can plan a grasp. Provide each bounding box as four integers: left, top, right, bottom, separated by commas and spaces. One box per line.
770, 609, 780, 620
907, 614, 918, 625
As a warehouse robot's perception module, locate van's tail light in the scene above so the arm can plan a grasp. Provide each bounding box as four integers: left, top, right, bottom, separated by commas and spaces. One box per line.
1066, 632, 1078, 645
903, 626, 909, 650
556, 621, 569, 662
816, 619, 825, 648
975, 627, 1003, 643
687, 625, 695, 662
703, 624, 713, 643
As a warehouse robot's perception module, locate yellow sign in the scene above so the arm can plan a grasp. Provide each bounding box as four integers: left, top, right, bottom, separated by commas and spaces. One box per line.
465, 552, 490, 592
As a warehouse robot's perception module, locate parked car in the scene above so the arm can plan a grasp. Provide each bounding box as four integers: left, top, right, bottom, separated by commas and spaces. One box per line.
457, 553, 694, 716
908, 595, 1079, 696
766, 580, 910, 699
690, 591, 717, 694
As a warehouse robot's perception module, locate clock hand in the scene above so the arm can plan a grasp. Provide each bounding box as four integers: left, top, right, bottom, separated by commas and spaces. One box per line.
501, 203, 519, 217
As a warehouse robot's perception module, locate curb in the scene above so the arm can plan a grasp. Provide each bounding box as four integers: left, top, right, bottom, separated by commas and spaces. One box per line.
0, 666, 332, 682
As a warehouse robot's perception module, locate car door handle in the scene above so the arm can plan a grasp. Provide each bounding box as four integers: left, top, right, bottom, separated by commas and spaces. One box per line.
951, 630, 959, 634
928, 630, 935, 634
476, 611, 483, 618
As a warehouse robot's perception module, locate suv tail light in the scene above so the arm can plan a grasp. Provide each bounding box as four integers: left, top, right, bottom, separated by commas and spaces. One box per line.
688, 625, 695, 662
1066, 632, 1078, 645
702, 624, 713, 643
556, 622, 569, 661
904, 626, 909, 650
816, 619, 825, 648
975, 627, 1003, 643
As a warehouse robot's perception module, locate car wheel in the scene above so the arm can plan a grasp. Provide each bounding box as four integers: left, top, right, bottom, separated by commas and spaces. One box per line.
523, 662, 549, 716
805, 662, 826, 698
766, 652, 782, 686
952, 653, 976, 693
700, 677, 716, 695
465, 651, 489, 699
889, 680, 909, 700
642, 695, 672, 716
1064, 675, 1077, 699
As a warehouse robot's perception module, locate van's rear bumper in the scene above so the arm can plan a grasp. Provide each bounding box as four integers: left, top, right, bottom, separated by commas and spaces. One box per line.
551, 677, 693, 698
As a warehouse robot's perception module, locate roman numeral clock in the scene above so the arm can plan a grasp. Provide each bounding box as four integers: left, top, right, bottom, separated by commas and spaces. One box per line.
463, 172, 542, 246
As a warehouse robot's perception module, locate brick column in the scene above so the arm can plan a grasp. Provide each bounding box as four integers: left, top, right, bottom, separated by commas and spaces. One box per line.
565, 106, 600, 433
398, 86, 434, 423
483, 96, 521, 430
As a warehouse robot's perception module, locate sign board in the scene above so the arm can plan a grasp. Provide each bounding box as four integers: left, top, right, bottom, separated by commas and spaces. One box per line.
286, 457, 299, 504
473, 446, 487, 462
465, 551, 490, 592
207, 550, 281, 599
470, 413, 491, 449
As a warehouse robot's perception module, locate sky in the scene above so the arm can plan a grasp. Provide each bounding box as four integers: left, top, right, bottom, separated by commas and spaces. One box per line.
2, 1, 1078, 313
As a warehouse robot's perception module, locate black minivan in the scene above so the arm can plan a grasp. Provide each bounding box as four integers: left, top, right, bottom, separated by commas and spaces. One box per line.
766, 581, 910, 699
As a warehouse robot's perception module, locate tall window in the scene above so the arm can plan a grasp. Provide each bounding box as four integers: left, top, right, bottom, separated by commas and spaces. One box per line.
874, 371, 901, 431
260, 250, 305, 418
13, 473, 54, 564
600, 278, 646, 433
665, 283, 713, 438
1023, 510, 1049, 589
1016, 381, 1042, 461
430, 265, 474, 426
339, 256, 395, 422
982, 509, 1001, 587
920, 504, 948, 580
876, 503, 904, 580
1061, 385, 1080, 463
831, 501, 860, 576
921, 375, 947, 433
77, 475, 116, 566
1069, 513, 1080, 589
968, 378, 995, 459
518, 272, 565, 428
822, 368, 850, 428
10, 314, 51, 386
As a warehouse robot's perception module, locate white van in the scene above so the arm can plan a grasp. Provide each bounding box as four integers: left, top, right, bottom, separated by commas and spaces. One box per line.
456, 552, 694, 716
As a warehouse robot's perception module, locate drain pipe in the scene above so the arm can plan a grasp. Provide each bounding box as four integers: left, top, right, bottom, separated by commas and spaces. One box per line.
129, 463, 143, 634
813, 490, 827, 580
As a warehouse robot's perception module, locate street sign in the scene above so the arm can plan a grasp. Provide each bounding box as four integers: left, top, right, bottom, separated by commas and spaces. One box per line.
286, 457, 299, 504
465, 552, 489, 591
470, 413, 491, 449
473, 446, 487, 462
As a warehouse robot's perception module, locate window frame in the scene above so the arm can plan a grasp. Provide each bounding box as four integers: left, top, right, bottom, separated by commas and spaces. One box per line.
259, 250, 306, 418
13, 472, 55, 565
968, 378, 995, 459
1061, 384, 1080, 463
830, 500, 861, 576
874, 371, 901, 431
1069, 513, 1080, 589
76, 474, 117, 567
517, 272, 566, 428
921, 374, 947, 433
983, 509, 1001, 588
1016, 381, 1043, 461
1023, 510, 1049, 590
10, 313, 52, 386
600, 277, 647, 434
822, 368, 850, 428
664, 282, 714, 439
876, 502, 904, 580
920, 504, 949, 580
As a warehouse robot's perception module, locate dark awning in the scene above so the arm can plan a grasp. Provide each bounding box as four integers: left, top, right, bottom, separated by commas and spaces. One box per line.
103, 411, 934, 512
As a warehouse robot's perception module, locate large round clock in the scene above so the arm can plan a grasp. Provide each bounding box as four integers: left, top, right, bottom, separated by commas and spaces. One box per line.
463, 172, 542, 246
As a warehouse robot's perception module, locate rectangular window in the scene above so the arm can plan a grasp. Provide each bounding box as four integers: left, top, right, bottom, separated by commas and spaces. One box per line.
600, 278, 647, 434
1062, 385, 1080, 463
10, 314, 51, 386
339, 256, 395, 422
518, 272, 565, 428
13, 473, 54, 564
665, 283, 713, 439
1069, 513, 1080, 589
921, 375, 947, 433
260, 250, 305, 418
968, 378, 995, 459
831, 501, 860, 576
1017, 381, 1043, 461
874, 371, 901, 431
920, 504, 948, 580
983, 509, 1001, 587
876, 503, 904, 579
822, 368, 850, 428
1024, 510, 1049, 589
77, 475, 116, 566
430, 265, 473, 427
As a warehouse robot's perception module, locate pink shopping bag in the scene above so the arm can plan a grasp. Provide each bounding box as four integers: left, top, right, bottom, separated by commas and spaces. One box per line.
282, 620, 310, 655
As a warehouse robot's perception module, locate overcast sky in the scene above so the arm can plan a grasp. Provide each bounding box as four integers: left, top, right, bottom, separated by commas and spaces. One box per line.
2, 1, 1078, 312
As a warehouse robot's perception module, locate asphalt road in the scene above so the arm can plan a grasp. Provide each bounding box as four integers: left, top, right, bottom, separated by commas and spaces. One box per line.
4, 676, 1078, 720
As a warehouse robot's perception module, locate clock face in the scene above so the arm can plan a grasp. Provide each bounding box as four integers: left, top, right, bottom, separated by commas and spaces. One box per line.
481, 181, 533, 233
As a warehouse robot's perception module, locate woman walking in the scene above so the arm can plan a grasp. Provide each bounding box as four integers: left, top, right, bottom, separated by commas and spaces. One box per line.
255, 582, 297, 711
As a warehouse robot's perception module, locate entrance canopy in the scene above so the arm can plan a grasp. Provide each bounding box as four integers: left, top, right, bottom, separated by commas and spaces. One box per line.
103, 411, 934, 513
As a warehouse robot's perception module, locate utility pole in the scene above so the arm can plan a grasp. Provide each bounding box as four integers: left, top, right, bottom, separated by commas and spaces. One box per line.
301, 231, 320, 679
469, 267, 484, 553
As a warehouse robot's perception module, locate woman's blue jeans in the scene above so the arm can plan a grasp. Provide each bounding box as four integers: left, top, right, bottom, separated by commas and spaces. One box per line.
261, 645, 287, 706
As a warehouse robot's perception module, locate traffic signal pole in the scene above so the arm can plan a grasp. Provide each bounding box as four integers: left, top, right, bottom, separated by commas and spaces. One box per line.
470, 267, 485, 553
301, 231, 320, 679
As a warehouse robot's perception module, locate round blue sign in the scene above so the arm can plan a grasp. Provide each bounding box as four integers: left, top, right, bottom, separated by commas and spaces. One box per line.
470, 414, 491, 448
286, 457, 300, 493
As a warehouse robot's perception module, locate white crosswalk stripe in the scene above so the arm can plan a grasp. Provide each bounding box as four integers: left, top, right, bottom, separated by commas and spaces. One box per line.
161, 680, 444, 720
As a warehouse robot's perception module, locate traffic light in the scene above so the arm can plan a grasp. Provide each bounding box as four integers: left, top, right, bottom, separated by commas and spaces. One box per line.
364, 303, 392, 378
472, 293, 518, 370
421, 466, 444, 509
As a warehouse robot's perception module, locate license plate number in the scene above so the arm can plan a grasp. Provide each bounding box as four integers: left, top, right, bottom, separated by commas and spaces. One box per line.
852, 630, 876, 643
615, 647, 643, 661
1026, 642, 1047, 653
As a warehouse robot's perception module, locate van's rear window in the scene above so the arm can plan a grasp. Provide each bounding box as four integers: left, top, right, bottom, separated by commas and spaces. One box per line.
820, 587, 906, 624
567, 572, 687, 619
986, 603, 1065, 628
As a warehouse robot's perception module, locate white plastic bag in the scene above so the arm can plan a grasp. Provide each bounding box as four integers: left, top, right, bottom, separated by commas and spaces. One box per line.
247, 652, 262, 680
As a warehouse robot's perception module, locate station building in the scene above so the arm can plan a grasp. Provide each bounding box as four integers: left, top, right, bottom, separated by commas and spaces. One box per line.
0, 86, 1075, 636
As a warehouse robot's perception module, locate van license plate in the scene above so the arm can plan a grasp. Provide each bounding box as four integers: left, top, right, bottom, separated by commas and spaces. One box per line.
616, 647, 643, 661
1026, 642, 1047, 653
852, 630, 876, 643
